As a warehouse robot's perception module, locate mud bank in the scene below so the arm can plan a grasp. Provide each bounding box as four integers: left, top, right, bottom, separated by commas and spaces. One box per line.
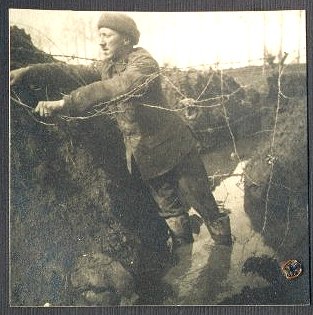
10, 26, 169, 306
244, 98, 308, 259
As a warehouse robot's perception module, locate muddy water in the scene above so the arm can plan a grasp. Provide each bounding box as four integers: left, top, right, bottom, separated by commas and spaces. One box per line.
155, 137, 279, 305
136, 136, 309, 305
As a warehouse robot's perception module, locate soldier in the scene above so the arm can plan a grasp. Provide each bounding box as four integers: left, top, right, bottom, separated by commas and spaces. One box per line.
10, 12, 232, 251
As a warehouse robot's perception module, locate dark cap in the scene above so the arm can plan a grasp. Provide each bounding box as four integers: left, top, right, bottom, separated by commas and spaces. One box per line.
97, 12, 140, 45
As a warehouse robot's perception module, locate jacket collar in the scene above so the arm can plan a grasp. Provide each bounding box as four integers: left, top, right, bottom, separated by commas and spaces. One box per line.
112, 46, 134, 73
100, 46, 133, 78
113, 45, 132, 63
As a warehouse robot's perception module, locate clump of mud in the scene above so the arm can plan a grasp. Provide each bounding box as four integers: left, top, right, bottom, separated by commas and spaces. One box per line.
10, 26, 56, 69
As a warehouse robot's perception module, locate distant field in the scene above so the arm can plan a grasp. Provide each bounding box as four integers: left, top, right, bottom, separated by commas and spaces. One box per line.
224, 63, 306, 94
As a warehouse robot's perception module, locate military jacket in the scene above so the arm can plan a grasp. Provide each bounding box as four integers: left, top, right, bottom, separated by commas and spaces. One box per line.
31, 48, 197, 180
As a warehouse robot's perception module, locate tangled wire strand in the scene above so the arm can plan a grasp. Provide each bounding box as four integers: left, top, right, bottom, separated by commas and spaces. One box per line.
10, 44, 306, 243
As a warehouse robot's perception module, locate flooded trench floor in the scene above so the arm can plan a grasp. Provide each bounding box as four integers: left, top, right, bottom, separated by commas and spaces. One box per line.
136, 137, 309, 306
158, 160, 276, 305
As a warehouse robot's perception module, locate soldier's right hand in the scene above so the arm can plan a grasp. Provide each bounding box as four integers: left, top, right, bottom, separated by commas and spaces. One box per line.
178, 97, 196, 108
10, 67, 29, 86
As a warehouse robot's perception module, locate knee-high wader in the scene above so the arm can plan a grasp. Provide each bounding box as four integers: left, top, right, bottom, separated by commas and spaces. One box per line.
146, 149, 232, 248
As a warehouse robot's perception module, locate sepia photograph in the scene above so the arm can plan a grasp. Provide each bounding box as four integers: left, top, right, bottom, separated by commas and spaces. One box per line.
9, 9, 309, 306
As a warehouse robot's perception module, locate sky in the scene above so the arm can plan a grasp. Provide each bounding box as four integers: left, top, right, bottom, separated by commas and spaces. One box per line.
9, 9, 306, 69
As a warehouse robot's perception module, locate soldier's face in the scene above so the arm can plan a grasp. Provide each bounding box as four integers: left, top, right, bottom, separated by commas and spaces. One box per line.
98, 27, 125, 61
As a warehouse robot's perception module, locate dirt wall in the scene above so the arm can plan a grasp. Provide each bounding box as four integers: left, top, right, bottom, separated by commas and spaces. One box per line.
10, 27, 169, 306
244, 75, 308, 260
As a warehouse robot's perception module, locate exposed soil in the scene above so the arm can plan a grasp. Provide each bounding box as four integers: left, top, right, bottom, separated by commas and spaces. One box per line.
10, 26, 169, 306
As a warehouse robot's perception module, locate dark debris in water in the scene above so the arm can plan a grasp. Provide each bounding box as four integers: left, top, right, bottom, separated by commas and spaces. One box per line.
219, 255, 308, 305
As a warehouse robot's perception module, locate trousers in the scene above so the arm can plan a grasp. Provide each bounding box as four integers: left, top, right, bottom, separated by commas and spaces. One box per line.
146, 149, 220, 223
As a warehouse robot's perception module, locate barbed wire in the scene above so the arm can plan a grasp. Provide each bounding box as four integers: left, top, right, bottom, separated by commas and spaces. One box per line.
261, 52, 288, 235
10, 41, 307, 248
11, 91, 56, 126
10, 30, 306, 70
12, 47, 99, 63
49, 66, 245, 122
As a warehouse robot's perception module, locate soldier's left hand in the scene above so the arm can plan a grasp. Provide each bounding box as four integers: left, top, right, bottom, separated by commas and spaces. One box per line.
34, 100, 65, 117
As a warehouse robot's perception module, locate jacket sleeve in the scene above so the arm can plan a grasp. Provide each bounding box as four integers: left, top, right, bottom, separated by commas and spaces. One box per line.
62, 52, 160, 113
24, 62, 101, 92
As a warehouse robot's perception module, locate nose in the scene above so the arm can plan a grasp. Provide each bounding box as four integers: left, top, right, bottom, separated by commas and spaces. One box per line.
99, 36, 107, 47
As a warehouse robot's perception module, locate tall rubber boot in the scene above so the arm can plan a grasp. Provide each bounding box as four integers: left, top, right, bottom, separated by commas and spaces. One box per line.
165, 213, 193, 249
206, 213, 232, 246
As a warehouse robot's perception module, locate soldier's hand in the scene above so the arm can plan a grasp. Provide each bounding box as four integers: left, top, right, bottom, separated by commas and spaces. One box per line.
10, 67, 29, 86
178, 98, 199, 120
34, 100, 65, 117
178, 98, 196, 108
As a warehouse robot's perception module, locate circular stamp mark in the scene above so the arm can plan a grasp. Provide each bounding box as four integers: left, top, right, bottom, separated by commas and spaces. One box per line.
281, 259, 303, 280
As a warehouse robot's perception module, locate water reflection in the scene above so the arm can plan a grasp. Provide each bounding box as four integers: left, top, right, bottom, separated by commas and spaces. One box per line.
181, 244, 232, 305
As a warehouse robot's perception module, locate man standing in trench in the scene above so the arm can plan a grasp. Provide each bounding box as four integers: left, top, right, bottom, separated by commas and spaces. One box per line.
10, 12, 232, 251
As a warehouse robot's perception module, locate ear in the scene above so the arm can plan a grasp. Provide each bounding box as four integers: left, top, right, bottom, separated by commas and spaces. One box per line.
123, 37, 131, 46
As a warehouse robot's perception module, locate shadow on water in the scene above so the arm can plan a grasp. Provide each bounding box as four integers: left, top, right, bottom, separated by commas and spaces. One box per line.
137, 241, 232, 305
135, 243, 193, 305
